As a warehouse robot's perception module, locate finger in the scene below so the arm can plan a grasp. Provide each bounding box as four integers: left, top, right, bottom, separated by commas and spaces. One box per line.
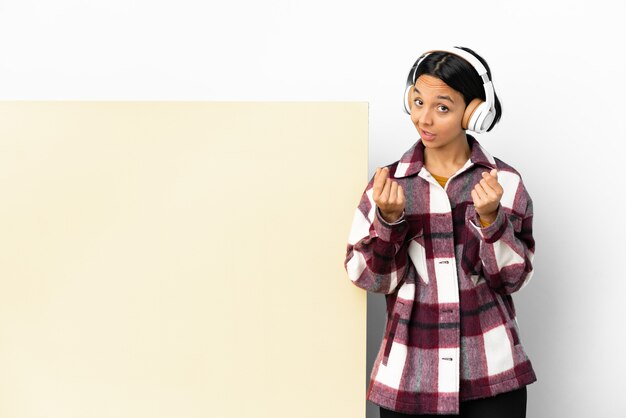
491, 178, 504, 196
482, 171, 502, 192
372, 168, 380, 199
471, 189, 480, 205
373, 167, 386, 187
479, 178, 498, 200
473, 183, 488, 201
481, 174, 504, 200
372, 167, 388, 200
483, 169, 498, 180
389, 181, 398, 204
379, 178, 392, 203
397, 184, 405, 207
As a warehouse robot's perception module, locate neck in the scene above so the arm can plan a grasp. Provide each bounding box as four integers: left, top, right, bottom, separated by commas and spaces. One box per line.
424, 134, 471, 177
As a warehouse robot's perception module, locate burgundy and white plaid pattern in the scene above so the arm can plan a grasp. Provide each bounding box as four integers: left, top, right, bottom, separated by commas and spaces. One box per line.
344, 136, 536, 415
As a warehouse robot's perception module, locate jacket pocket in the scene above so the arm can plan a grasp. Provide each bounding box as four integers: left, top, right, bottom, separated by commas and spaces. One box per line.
462, 205, 482, 275
381, 301, 405, 366
470, 274, 483, 286
407, 234, 428, 284
492, 292, 521, 346
382, 312, 400, 366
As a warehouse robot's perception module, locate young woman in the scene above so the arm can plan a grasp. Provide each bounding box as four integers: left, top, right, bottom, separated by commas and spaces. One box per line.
344, 47, 536, 417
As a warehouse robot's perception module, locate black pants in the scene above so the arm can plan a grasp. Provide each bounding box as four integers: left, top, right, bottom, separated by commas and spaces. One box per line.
379, 386, 527, 418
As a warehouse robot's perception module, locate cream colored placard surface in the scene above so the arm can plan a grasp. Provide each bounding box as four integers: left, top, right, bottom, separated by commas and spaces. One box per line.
0, 102, 368, 418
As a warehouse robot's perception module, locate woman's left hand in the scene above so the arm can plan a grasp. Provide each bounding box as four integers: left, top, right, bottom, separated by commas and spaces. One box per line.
471, 169, 503, 224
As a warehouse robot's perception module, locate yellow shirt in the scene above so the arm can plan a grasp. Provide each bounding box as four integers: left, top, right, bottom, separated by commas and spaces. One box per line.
431, 173, 491, 227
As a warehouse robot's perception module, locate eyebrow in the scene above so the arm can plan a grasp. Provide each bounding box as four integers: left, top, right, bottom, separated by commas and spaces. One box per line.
413, 87, 455, 104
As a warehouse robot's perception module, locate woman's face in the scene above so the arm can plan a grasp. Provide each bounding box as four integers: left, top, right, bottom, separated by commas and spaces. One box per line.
409, 74, 467, 150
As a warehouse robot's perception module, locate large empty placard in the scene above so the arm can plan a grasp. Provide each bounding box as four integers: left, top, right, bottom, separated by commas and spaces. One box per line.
0, 102, 368, 418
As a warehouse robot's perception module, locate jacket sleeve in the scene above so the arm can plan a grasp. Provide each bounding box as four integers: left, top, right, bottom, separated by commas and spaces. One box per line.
344, 177, 410, 294
467, 176, 535, 295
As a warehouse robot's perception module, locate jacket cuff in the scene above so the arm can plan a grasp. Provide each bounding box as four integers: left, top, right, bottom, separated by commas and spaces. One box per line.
373, 208, 407, 242
468, 205, 508, 244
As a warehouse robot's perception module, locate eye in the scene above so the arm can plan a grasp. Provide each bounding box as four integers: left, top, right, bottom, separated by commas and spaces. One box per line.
437, 105, 449, 112
413, 98, 423, 106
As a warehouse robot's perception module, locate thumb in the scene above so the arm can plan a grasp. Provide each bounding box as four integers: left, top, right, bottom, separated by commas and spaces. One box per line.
490, 168, 498, 179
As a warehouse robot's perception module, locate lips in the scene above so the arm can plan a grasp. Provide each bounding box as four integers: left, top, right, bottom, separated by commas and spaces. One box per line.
420, 129, 436, 141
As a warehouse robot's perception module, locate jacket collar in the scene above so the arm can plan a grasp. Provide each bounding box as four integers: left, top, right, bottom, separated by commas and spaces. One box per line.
393, 135, 497, 178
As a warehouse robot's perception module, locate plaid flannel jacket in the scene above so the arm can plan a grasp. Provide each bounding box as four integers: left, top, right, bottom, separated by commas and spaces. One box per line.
344, 136, 536, 415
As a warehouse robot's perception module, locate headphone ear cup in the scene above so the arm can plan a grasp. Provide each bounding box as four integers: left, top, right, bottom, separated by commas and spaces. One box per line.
467, 101, 496, 133
462, 98, 484, 131
477, 105, 496, 133
403, 84, 413, 114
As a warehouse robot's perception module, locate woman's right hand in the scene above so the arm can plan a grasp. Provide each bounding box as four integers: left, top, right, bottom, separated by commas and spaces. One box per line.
372, 167, 405, 223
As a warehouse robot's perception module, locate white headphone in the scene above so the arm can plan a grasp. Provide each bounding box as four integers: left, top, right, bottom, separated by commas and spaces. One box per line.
403, 47, 496, 134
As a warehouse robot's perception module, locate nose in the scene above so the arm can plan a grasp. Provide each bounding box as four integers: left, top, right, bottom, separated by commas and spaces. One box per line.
412, 106, 433, 126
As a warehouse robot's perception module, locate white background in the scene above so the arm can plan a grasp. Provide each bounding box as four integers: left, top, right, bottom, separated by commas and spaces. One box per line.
2, 1, 625, 417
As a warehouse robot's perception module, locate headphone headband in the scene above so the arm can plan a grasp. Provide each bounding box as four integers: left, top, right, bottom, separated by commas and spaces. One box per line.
422, 47, 489, 79
403, 47, 497, 133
